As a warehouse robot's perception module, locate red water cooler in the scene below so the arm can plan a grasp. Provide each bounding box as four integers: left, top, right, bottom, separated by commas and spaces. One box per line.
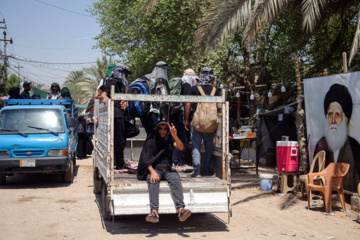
276, 141, 299, 172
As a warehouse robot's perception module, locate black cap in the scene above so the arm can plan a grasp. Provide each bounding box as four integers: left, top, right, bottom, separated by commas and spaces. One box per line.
23, 81, 31, 87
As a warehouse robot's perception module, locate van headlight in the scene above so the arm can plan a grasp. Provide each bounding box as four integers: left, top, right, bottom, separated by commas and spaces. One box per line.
0, 151, 10, 157
47, 149, 68, 156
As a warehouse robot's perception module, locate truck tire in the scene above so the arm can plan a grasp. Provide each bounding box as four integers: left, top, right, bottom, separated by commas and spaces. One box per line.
101, 183, 111, 221
63, 158, 74, 183
0, 173, 6, 185
93, 167, 102, 194
72, 152, 76, 171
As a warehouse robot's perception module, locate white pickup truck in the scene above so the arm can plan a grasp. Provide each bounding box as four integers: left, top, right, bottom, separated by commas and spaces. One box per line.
92, 87, 232, 222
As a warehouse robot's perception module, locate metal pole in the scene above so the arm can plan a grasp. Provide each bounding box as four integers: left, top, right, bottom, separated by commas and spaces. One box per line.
343, 52, 348, 73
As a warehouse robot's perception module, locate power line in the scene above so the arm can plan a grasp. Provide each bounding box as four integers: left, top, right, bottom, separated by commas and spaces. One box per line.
13, 43, 94, 50
8, 31, 95, 41
9, 55, 96, 65
34, 0, 95, 19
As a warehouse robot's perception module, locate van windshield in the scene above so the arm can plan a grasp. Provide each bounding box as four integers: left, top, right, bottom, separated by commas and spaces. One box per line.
0, 108, 64, 134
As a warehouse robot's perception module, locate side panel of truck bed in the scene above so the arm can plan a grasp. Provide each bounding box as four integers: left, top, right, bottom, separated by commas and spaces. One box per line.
110, 174, 229, 215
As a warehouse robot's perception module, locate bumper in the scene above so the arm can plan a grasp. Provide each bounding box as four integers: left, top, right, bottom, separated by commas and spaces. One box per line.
0, 156, 70, 173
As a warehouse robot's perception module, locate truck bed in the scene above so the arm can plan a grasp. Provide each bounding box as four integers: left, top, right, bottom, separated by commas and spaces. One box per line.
109, 172, 230, 215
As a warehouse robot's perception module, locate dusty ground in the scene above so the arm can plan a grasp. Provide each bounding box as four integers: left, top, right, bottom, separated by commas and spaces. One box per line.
0, 155, 359, 240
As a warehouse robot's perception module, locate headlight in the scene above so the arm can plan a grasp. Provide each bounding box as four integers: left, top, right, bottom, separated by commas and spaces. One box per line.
47, 149, 68, 156
0, 151, 10, 157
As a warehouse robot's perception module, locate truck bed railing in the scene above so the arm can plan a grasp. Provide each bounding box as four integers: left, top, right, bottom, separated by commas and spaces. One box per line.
104, 87, 231, 182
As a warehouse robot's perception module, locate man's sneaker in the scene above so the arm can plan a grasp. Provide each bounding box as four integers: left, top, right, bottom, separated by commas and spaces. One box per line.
186, 171, 201, 178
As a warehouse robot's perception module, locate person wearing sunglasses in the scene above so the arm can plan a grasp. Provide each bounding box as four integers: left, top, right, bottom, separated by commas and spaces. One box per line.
137, 120, 191, 223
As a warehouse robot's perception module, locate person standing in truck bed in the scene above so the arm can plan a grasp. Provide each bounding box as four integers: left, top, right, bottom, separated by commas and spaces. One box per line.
101, 64, 132, 170
20, 82, 31, 99
136, 120, 191, 223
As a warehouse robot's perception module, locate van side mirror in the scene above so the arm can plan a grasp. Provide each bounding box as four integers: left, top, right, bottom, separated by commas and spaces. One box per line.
68, 117, 76, 128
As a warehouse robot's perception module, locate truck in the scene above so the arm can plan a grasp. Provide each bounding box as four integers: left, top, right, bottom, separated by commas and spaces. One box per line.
0, 99, 78, 184
93, 87, 232, 221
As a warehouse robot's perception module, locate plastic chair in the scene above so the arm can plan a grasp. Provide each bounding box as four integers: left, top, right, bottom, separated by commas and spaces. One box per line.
299, 150, 326, 198
307, 163, 350, 213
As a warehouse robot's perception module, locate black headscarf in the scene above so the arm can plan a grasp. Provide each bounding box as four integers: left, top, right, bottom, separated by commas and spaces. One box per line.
136, 120, 173, 180
9, 87, 21, 99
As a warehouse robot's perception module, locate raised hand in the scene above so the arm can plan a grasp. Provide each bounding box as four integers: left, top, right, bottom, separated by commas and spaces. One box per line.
167, 122, 177, 137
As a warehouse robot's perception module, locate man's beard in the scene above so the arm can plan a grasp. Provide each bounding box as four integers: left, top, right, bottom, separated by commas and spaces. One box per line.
324, 119, 348, 153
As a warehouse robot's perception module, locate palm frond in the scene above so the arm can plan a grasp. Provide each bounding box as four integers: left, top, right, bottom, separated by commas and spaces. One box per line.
302, 0, 327, 33
349, 6, 360, 67
195, 0, 253, 48
243, 0, 289, 44
141, 0, 160, 13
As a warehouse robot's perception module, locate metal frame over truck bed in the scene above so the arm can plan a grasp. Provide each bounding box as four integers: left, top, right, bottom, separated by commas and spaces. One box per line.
93, 87, 231, 221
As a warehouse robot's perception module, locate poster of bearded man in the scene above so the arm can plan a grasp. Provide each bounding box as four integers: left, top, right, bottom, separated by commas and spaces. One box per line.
304, 72, 360, 193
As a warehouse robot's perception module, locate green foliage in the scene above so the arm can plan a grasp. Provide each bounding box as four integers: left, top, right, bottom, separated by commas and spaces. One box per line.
89, 0, 207, 80
307, 7, 360, 75
5, 74, 21, 95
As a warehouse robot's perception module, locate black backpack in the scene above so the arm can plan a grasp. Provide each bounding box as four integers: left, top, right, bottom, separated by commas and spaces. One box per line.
127, 80, 151, 118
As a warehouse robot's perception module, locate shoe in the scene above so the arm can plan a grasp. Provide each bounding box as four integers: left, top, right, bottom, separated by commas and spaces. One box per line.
186, 171, 201, 178
201, 169, 214, 176
201, 171, 215, 177
179, 209, 191, 222
145, 211, 159, 223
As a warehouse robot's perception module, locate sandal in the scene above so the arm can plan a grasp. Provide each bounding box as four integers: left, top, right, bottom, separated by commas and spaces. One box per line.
145, 210, 159, 223
178, 209, 191, 222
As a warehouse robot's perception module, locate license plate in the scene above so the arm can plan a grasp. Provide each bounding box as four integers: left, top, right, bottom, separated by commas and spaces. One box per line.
20, 159, 36, 167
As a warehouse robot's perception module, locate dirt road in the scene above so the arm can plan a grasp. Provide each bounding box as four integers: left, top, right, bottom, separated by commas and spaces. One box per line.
1, 155, 359, 240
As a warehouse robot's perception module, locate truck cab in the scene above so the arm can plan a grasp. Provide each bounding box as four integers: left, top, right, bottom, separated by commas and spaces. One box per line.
0, 99, 78, 184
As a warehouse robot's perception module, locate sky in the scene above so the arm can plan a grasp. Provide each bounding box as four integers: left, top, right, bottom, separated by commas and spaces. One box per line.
0, 0, 103, 89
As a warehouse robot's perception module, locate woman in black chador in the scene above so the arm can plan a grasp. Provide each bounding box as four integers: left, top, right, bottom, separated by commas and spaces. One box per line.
137, 120, 191, 223
77, 115, 88, 159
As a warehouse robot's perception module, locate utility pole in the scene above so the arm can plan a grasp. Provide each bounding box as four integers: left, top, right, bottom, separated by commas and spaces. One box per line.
15, 62, 23, 78
0, 19, 13, 67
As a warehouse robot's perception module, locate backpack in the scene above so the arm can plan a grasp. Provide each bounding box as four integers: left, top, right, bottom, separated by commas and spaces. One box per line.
192, 86, 218, 133
168, 77, 183, 115
127, 80, 151, 118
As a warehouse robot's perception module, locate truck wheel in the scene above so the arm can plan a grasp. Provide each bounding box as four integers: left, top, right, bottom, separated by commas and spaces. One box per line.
93, 167, 102, 194
72, 152, 76, 170
63, 159, 74, 183
101, 183, 111, 221
0, 173, 6, 185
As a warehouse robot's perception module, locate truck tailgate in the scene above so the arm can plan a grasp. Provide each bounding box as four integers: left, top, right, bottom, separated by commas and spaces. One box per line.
110, 173, 229, 215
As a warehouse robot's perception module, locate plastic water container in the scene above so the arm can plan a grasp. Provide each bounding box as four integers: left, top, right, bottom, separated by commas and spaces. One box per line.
259, 174, 273, 191
276, 141, 299, 172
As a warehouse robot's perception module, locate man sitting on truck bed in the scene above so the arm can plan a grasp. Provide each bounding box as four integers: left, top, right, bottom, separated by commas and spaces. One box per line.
137, 120, 191, 223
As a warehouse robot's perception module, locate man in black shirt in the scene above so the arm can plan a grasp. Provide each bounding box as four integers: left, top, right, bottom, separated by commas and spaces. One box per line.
137, 120, 191, 223
20, 82, 31, 99
101, 64, 131, 170
184, 67, 219, 177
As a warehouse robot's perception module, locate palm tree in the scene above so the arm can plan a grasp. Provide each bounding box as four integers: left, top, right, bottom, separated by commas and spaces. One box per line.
63, 71, 88, 103
75, 55, 117, 104
193, 0, 359, 65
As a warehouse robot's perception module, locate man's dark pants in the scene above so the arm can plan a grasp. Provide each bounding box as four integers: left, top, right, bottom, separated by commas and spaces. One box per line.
146, 169, 185, 210
114, 117, 126, 169
170, 112, 188, 166
141, 112, 159, 136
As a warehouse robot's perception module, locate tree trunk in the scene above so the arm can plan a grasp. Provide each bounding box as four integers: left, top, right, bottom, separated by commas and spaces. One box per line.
291, 52, 307, 173
242, 47, 257, 125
